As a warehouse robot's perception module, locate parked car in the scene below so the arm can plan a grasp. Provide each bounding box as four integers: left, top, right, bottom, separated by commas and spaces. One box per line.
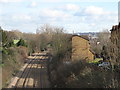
98, 62, 110, 67
98, 62, 111, 70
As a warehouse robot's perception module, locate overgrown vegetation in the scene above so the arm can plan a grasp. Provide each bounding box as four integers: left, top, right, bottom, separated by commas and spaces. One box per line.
45, 27, 119, 88
2, 46, 28, 87
0, 25, 120, 88
59, 61, 113, 88
0, 28, 29, 87
90, 30, 111, 59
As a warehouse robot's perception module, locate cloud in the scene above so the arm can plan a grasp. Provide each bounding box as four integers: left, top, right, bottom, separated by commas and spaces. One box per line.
31, 2, 37, 7
12, 14, 32, 21
71, 5, 118, 33
0, 0, 118, 33
40, 9, 72, 18
0, 0, 23, 3
31, 0, 119, 3
84, 6, 104, 15
84, 6, 117, 16
74, 5, 118, 23
62, 4, 80, 11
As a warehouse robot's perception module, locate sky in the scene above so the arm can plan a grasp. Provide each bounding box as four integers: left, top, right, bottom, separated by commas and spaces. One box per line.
0, 0, 119, 33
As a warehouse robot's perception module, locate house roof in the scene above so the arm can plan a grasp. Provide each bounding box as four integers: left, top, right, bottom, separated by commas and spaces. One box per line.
72, 35, 89, 41
89, 49, 95, 55
110, 22, 120, 31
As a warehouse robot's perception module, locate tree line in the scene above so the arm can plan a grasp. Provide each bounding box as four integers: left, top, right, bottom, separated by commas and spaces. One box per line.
0, 25, 119, 88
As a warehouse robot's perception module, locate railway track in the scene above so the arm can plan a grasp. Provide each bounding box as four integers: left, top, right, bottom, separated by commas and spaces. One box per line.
7, 52, 50, 89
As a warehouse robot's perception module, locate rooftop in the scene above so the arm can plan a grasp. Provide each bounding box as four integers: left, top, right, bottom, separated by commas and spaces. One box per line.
110, 22, 120, 31
72, 35, 89, 41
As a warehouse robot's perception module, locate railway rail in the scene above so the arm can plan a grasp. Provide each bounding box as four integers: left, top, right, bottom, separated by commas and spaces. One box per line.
7, 52, 50, 88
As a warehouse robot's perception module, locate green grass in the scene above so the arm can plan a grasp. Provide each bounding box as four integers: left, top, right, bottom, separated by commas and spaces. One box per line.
0, 47, 2, 51
0, 57, 3, 67
88, 58, 103, 63
13, 40, 19, 44
0, 64, 4, 67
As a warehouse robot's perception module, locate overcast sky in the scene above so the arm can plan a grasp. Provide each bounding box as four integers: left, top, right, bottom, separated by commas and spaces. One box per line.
0, 0, 119, 33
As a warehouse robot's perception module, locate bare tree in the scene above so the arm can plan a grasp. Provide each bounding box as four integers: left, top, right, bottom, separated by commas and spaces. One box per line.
90, 30, 111, 58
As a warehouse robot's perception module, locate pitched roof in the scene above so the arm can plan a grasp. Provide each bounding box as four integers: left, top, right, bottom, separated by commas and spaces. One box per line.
110, 22, 120, 31
72, 35, 89, 41
89, 49, 95, 55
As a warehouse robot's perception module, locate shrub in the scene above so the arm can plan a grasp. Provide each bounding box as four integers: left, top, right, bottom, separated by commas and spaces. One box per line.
17, 38, 27, 47
2, 46, 28, 87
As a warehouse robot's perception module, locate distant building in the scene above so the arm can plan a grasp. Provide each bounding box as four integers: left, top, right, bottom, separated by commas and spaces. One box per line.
75, 32, 98, 40
72, 35, 94, 61
110, 23, 120, 66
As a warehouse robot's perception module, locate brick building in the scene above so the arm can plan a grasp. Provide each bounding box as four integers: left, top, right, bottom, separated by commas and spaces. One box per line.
110, 23, 120, 66
72, 35, 94, 61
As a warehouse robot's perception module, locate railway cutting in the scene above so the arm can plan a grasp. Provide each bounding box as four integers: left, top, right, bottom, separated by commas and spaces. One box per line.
7, 52, 50, 88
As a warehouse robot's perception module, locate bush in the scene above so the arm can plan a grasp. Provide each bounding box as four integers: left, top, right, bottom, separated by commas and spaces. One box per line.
17, 38, 27, 47
48, 59, 116, 88
2, 46, 28, 87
